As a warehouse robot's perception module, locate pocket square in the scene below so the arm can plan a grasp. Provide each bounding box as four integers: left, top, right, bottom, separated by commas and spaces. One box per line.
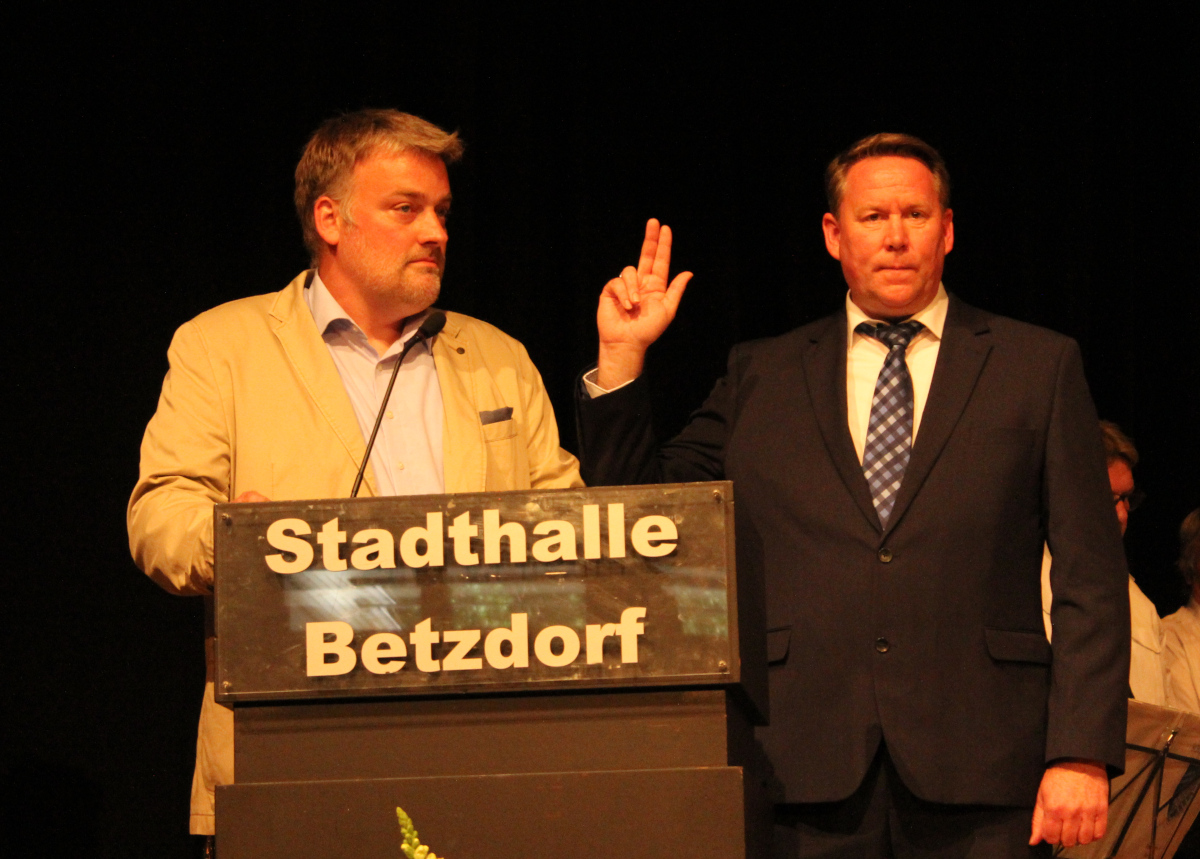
479, 407, 513, 425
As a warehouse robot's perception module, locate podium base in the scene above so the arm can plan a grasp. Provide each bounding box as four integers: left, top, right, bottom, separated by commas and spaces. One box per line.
219, 767, 749, 858
221, 688, 770, 857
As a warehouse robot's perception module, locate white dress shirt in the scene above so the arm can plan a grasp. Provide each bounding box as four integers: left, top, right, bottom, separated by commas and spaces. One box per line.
306, 272, 444, 495
844, 284, 949, 464
1164, 599, 1200, 713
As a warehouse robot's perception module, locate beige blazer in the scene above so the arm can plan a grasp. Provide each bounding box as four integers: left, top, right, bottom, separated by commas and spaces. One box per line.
128, 272, 582, 833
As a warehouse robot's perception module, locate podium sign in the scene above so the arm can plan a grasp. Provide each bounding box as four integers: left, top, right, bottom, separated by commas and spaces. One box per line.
214, 482, 747, 706
214, 482, 771, 858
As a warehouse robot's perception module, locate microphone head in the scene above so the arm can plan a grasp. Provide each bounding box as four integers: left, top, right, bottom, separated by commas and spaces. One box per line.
418, 310, 447, 340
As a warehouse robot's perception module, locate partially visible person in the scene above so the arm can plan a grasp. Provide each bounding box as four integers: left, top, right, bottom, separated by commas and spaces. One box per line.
1041, 421, 1165, 704
1163, 509, 1200, 712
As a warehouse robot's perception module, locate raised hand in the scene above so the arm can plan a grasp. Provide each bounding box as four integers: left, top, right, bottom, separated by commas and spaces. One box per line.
596, 218, 692, 389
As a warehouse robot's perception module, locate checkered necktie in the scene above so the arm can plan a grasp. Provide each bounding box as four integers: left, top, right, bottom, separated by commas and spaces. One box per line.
857, 320, 924, 527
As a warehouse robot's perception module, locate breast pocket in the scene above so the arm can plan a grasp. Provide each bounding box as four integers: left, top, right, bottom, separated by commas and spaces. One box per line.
969, 426, 1037, 449
482, 416, 517, 442
482, 413, 523, 489
480, 406, 514, 429
964, 427, 1041, 501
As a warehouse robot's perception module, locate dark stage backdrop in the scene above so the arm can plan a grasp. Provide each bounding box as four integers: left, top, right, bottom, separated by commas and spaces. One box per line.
4, 6, 1197, 856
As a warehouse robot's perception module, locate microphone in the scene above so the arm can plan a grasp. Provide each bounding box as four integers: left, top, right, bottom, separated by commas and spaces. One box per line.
411, 310, 448, 345
350, 310, 447, 498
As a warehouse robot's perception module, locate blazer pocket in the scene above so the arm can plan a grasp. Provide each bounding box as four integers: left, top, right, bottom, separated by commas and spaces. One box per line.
767, 626, 791, 666
482, 416, 517, 442
985, 627, 1052, 665
480, 406, 514, 426
970, 427, 1036, 447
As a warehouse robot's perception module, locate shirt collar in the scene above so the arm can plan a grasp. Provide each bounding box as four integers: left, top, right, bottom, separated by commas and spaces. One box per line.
306, 270, 433, 356
845, 282, 949, 348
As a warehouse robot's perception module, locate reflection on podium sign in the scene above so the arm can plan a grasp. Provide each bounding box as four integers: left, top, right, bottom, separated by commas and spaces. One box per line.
1056, 701, 1200, 859
212, 482, 770, 859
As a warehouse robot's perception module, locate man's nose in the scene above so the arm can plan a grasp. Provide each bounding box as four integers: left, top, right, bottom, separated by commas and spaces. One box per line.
1115, 498, 1130, 536
418, 209, 448, 244
884, 215, 908, 250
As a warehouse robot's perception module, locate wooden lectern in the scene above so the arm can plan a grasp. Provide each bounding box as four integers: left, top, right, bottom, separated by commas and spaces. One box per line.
213, 482, 769, 858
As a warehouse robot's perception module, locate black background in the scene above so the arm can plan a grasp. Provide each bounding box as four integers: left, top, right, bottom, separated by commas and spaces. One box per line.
4, 5, 1197, 856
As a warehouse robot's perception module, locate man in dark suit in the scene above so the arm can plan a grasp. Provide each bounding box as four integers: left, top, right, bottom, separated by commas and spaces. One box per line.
576, 134, 1130, 857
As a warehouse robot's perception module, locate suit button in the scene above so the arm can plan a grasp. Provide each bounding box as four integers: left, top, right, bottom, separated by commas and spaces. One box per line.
878, 548, 893, 563
875, 638, 890, 653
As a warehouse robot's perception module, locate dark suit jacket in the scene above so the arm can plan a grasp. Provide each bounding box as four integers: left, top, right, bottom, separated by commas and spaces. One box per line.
576, 296, 1129, 806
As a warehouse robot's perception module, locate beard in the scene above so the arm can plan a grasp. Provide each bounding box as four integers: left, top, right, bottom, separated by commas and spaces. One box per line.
346, 244, 445, 315
389, 261, 443, 310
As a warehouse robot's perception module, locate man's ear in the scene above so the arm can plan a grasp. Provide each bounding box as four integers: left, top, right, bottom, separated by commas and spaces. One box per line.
313, 196, 342, 248
942, 208, 954, 254
822, 212, 842, 261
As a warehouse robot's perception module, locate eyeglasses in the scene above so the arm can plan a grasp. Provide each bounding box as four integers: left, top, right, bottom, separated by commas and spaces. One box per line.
1114, 489, 1146, 512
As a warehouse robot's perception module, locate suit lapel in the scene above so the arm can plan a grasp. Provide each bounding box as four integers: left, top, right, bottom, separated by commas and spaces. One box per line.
801, 313, 881, 530
269, 271, 379, 497
885, 297, 992, 534
431, 313, 486, 493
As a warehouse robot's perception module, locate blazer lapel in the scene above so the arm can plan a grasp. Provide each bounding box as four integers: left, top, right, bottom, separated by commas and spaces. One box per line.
801, 313, 880, 530
431, 313, 487, 493
886, 296, 992, 533
269, 271, 379, 497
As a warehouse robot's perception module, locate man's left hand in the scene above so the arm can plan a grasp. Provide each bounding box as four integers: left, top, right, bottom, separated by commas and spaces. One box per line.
1029, 759, 1109, 848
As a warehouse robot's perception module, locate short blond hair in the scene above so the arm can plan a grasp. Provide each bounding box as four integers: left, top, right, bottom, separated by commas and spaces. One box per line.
825, 133, 950, 214
1100, 420, 1139, 468
294, 109, 464, 261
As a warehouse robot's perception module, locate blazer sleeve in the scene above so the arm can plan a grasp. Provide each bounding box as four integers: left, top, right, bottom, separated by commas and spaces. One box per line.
127, 319, 229, 596
575, 345, 748, 486
1042, 339, 1131, 771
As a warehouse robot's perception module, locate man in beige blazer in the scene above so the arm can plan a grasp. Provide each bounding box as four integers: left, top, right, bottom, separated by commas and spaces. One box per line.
128, 110, 581, 840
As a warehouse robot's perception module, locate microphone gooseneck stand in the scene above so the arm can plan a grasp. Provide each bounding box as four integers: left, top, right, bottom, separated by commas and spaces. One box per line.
349, 310, 447, 498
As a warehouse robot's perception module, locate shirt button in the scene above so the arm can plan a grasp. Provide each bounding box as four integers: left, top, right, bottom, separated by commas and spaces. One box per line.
396, 462, 405, 470
875, 638, 890, 653
386, 410, 395, 420
878, 548, 893, 563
